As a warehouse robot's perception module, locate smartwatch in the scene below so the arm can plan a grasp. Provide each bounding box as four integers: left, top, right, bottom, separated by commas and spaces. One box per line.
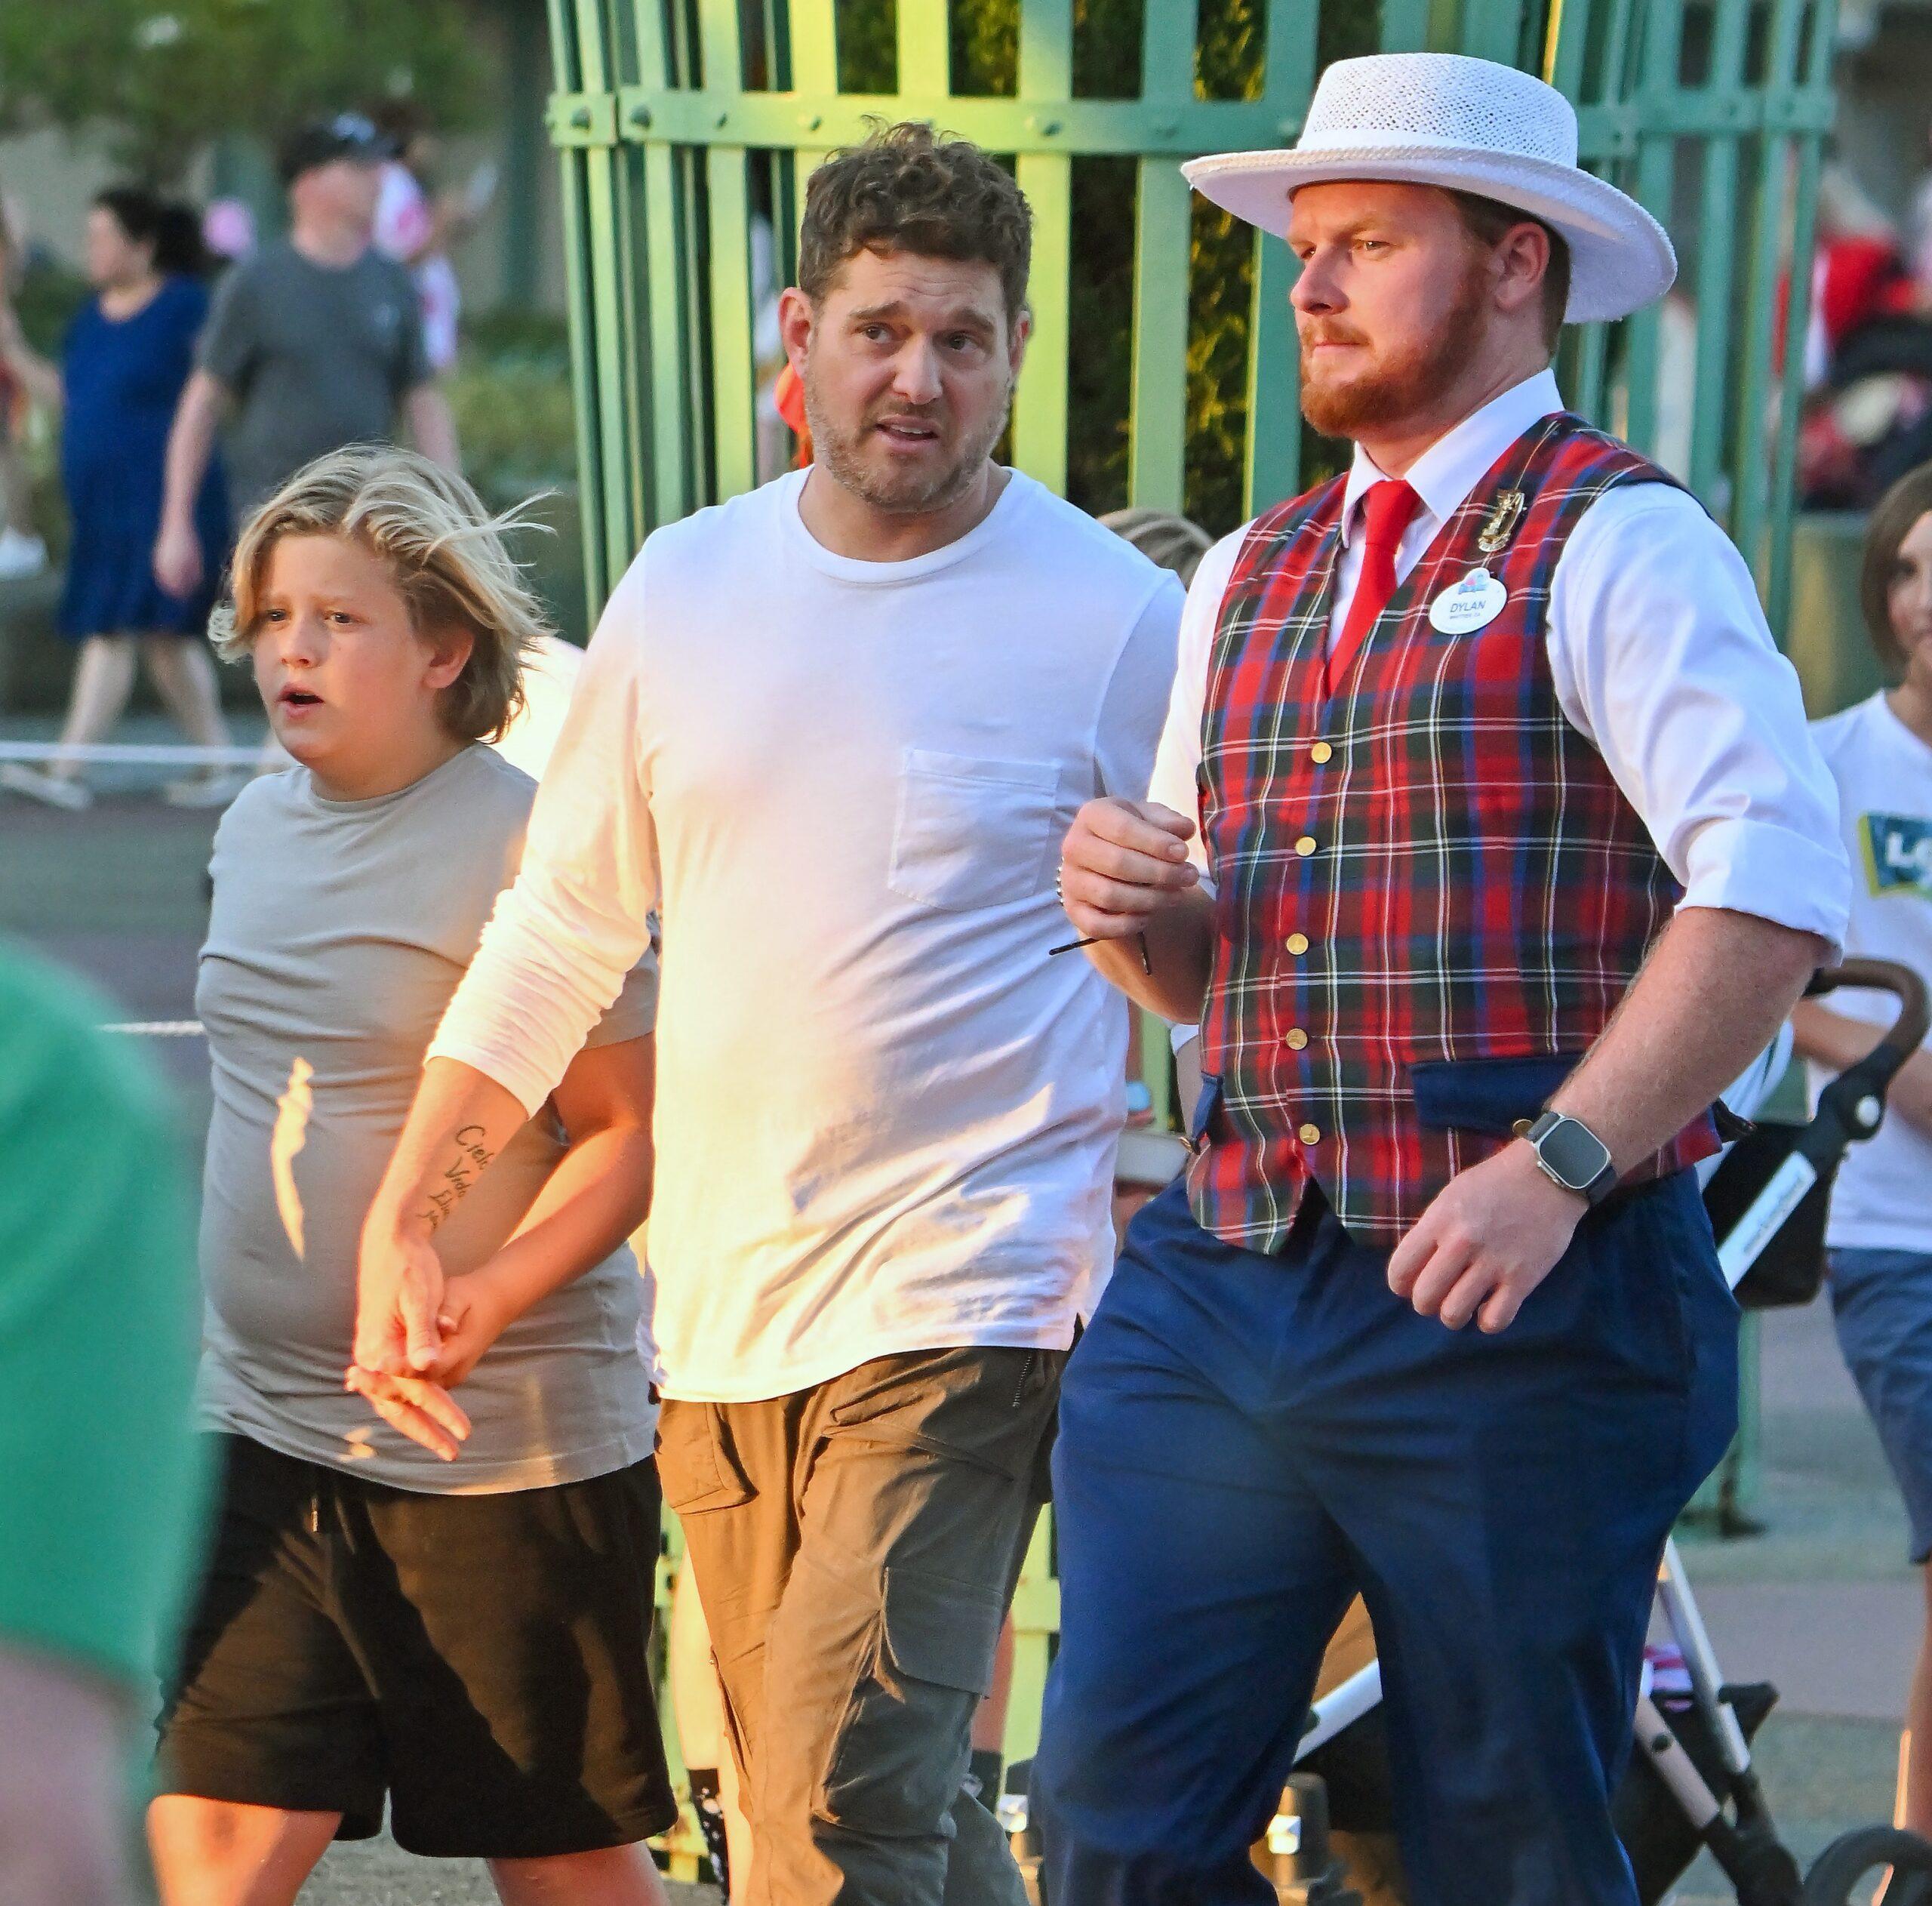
1514, 1110, 1618, 1206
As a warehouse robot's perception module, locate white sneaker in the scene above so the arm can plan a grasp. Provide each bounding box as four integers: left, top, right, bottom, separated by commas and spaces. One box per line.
162, 768, 248, 808
0, 761, 93, 809
0, 528, 48, 580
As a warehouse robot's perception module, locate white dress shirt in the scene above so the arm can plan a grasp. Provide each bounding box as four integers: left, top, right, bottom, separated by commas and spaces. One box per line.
1147, 368, 1851, 950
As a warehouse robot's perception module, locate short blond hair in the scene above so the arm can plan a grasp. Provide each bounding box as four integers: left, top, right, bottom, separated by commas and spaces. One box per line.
211, 445, 555, 743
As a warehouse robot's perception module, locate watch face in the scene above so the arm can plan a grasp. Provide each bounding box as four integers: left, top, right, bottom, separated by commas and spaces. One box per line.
1540, 1116, 1611, 1190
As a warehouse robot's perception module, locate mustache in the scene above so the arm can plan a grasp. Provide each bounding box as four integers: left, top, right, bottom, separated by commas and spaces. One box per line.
1299, 322, 1371, 350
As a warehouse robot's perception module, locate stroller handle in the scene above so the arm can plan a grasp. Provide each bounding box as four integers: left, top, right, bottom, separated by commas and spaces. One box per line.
1804, 958, 1931, 1068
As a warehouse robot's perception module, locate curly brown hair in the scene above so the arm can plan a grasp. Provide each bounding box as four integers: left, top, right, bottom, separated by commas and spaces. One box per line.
798, 120, 1032, 322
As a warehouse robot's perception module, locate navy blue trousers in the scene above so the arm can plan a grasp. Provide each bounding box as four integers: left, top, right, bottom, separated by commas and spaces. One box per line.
1034, 1175, 1738, 1906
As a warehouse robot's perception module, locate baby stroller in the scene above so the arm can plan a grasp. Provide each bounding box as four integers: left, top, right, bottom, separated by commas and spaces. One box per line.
1005, 960, 1932, 1906
1275, 959, 1932, 1906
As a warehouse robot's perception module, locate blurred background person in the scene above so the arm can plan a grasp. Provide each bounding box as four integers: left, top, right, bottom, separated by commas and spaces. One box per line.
372, 103, 495, 377
0, 188, 233, 812
0, 941, 207, 1906
1792, 461, 1932, 1849
153, 112, 458, 605
0, 186, 47, 580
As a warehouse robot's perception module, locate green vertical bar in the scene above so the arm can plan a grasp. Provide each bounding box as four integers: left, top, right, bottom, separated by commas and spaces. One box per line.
1245, 234, 1300, 515
706, 148, 759, 500
1130, 163, 1192, 513
548, 1, 608, 615
1128, 0, 1195, 513
1571, 321, 1610, 426
999, 1509, 1059, 1768
1733, 0, 1806, 593
1618, 0, 1685, 455
633, 0, 694, 527
1459, 0, 1527, 61
577, 0, 641, 580
1379, 0, 1430, 51
1539, 0, 1590, 92
1684, 0, 1748, 516
1764, 0, 1837, 639
788, 0, 838, 272
1012, 0, 1073, 494
1243, 0, 1319, 516
897, 0, 951, 96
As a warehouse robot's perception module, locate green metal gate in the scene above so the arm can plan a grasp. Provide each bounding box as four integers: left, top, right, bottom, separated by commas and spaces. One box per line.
547, 0, 1837, 620
544, 0, 1837, 1861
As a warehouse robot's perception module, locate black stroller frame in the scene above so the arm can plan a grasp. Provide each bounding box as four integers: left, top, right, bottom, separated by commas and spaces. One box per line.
1269, 959, 1932, 1906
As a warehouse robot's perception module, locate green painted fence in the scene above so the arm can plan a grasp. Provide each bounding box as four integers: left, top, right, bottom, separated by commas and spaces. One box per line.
547, 0, 1838, 623
544, 0, 1839, 1869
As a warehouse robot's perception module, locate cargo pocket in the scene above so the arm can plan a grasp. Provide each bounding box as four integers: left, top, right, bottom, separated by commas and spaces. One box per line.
654, 1403, 754, 1516
816, 1560, 1006, 1838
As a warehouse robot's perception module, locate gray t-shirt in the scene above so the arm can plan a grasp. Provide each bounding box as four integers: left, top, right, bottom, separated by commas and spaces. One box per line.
198, 238, 430, 516
195, 745, 658, 1493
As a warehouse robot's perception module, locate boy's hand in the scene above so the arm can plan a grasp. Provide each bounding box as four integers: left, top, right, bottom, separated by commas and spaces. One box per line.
425, 1270, 514, 1388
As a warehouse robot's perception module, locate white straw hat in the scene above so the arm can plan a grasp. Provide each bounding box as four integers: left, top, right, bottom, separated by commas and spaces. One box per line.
1182, 52, 1675, 323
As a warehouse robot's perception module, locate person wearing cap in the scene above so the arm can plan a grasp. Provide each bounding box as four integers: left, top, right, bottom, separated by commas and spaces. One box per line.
152, 114, 458, 602
1036, 51, 1852, 1906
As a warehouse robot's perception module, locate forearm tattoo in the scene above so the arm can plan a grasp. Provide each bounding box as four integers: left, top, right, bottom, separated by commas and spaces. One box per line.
421, 1125, 496, 1232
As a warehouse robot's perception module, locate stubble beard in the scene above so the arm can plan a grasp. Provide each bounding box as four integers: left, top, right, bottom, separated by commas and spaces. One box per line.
1297, 262, 1489, 440
801, 365, 1015, 516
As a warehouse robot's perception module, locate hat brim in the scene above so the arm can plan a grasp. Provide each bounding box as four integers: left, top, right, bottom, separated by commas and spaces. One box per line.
1181, 144, 1676, 323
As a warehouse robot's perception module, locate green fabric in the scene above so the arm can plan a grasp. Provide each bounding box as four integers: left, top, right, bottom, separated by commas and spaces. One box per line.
0, 943, 208, 1690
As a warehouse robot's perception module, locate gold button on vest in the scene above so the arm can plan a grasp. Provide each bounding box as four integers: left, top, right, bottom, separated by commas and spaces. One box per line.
1286, 932, 1309, 956
1298, 1122, 1321, 1145
1284, 1028, 1309, 1050
1294, 835, 1318, 857
1309, 741, 1334, 765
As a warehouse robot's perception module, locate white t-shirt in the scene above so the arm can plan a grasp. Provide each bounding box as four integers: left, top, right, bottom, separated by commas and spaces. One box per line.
432, 468, 1183, 1401
1808, 693, 1932, 1252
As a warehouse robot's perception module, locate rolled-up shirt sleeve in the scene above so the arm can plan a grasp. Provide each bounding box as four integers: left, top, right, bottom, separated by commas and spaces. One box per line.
1548, 482, 1850, 953
1145, 530, 1243, 888
429, 557, 662, 1116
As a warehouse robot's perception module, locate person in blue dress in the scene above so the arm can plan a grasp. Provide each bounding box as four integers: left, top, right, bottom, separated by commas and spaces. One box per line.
0, 188, 235, 810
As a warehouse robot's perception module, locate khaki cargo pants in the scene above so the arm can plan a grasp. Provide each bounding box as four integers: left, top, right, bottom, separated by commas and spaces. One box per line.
657, 1345, 1062, 1906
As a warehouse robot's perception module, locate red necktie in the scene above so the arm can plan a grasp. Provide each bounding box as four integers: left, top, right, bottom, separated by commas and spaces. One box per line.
1325, 478, 1422, 693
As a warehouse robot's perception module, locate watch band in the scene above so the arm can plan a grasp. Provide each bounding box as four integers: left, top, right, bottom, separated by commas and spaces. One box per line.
1514, 1110, 1619, 1206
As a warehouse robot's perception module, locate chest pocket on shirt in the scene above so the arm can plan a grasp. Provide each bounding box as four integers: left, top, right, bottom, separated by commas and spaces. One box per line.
889, 748, 1061, 912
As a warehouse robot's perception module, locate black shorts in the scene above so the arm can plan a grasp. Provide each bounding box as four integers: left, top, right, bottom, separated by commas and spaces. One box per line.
157, 1433, 676, 1858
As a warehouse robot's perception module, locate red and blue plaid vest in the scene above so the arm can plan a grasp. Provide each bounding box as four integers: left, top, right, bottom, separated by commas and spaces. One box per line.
1188, 412, 1722, 1252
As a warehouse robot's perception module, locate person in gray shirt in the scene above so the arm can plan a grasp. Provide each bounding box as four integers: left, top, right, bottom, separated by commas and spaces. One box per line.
152, 114, 458, 600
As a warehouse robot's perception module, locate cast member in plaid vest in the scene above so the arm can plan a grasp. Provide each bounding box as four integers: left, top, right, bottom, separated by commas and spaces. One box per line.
1035, 53, 1852, 1906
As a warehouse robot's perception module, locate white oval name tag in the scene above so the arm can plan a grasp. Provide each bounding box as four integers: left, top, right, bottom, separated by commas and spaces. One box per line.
1428, 565, 1507, 635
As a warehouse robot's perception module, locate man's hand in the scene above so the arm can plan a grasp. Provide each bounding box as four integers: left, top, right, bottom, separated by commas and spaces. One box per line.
343, 1364, 472, 1462
352, 1219, 448, 1378
1059, 798, 1200, 941
152, 517, 202, 599
1387, 1141, 1586, 1332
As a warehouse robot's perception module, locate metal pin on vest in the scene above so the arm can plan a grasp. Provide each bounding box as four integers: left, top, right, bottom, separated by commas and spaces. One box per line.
1476, 488, 1527, 554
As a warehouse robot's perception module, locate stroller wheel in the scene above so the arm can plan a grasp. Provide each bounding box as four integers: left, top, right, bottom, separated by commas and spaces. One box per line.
1801, 1824, 1932, 1904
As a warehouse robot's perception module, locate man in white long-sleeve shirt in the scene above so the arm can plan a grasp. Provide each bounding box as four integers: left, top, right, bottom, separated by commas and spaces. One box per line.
348, 122, 1182, 1906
